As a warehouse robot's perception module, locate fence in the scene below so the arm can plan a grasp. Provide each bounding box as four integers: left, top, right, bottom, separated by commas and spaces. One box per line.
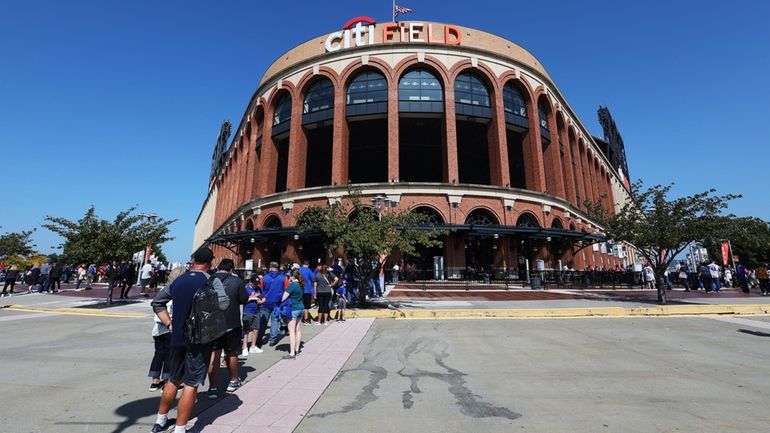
392, 269, 643, 291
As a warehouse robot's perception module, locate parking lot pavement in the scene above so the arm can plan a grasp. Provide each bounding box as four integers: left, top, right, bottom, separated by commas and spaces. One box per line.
298, 316, 770, 433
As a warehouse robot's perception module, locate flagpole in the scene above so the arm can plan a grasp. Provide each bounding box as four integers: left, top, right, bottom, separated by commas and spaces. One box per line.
392, 0, 396, 22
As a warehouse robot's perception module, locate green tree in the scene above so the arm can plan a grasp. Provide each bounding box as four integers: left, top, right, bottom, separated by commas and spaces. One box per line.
703, 217, 770, 268
296, 187, 444, 278
586, 181, 742, 304
42, 206, 176, 264
0, 229, 36, 260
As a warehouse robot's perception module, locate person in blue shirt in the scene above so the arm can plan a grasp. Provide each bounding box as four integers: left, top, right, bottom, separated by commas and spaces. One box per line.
335, 280, 349, 322
299, 260, 316, 324
241, 274, 264, 356
149, 247, 228, 433
257, 262, 288, 347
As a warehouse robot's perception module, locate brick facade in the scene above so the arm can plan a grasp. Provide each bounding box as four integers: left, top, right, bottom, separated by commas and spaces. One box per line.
198, 21, 631, 272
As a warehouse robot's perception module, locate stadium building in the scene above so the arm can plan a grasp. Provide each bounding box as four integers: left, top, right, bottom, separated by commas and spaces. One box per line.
194, 17, 636, 276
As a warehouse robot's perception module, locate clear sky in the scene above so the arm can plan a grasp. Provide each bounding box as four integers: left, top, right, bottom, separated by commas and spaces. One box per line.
1, 0, 768, 262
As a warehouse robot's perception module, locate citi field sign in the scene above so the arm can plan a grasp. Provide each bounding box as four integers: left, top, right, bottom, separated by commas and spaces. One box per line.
325, 17, 462, 52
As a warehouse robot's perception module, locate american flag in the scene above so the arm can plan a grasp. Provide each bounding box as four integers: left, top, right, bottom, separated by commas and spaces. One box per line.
394, 4, 413, 17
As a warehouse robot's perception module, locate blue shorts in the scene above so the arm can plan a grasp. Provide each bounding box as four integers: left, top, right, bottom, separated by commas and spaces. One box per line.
291, 309, 303, 321
167, 344, 211, 388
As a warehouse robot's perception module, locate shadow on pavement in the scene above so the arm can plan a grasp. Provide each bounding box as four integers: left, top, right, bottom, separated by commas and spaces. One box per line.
738, 329, 770, 337
111, 396, 169, 433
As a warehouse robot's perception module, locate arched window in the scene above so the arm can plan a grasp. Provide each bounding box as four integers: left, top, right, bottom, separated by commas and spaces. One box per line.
537, 100, 551, 142
516, 213, 540, 228
264, 215, 282, 229
412, 206, 444, 225
347, 70, 388, 117
455, 72, 492, 119
454, 73, 490, 107
551, 218, 564, 229
465, 209, 499, 226
503, 83, 527, 118
303, 79, 334, 114
538, 103, 549, 131
347, 71, 387, 105
399, 69, 443, 102
272, 93, 292, 136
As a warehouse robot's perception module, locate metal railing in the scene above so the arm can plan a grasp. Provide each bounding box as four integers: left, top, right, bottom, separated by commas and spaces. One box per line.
391, 269, 643, 291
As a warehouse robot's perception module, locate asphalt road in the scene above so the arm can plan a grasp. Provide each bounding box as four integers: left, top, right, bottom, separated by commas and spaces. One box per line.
298, 317, 770, 433
3, 292, 770, 433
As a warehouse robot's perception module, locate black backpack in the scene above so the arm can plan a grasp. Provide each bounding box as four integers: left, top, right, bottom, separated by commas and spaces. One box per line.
184, 275, 226, 345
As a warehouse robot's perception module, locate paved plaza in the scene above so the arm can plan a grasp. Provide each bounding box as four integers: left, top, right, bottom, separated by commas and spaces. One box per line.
2, 288, 770, 432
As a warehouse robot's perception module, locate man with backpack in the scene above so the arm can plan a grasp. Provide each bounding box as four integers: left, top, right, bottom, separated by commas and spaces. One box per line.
149, 247, 229, 433
205, 258, 248, 399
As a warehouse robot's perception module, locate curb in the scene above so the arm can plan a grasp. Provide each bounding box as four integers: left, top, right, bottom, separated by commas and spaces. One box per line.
2, 304, 147, 318
343, 304, 770, 320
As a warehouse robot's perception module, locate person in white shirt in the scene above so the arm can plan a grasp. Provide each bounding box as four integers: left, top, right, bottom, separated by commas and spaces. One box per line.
140, 261, 154, 295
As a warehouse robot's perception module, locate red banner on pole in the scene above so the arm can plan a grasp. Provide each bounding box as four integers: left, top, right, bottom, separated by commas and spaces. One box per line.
721, 241, 730, 266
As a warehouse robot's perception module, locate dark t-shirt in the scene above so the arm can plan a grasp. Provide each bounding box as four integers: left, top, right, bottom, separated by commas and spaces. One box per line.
213, 271, 247, 330
168, 271, 208, 347
314, 272, 334, 294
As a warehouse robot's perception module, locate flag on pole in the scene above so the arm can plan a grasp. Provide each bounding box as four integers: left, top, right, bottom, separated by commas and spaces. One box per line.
394, 4, 413, 18
720, 241, 730, 266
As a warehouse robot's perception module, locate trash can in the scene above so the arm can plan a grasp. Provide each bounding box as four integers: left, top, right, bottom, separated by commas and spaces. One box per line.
531, 275, 542, 290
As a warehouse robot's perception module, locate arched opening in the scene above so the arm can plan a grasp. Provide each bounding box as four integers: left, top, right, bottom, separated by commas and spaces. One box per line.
303, 78, 334, 187
272, 92, 292, 193
262, 215, 283, 264
346, 70, 388, 183
405, 206, 446, 277
516, 212, 541, 272
537, 96, 557, 195
503, 81, 528, 189
455, 72, 492, 185
398, 69, 444, 182
551, 218, 564, 229
464, 209, 499, 275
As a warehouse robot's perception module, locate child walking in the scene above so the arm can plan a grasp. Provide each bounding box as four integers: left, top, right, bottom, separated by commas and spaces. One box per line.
336, 280, 349, 322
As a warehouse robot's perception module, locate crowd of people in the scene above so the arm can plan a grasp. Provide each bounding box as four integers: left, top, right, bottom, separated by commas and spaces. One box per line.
0, 260, 170, 299
641, 261, 770, 295
146, 248, 356, 433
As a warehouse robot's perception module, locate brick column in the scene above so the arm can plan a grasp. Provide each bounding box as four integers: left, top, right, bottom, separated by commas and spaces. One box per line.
244, 117, 256, 201
488, 93, 509, 187
443, 86, 459, 183
571, 135, 585, 209
559, 122, 576, 206
524, 106, 546, 192
286, 92, 307, 191
388, 78, 399, 181
257, 107, 277, 196
545, 110, 565, 199
331, 85, 349, 185
580, 145, 593, 205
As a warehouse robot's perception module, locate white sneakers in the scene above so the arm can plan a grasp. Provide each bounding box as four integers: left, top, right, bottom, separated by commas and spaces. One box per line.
249, 346, 263, 354
240, 348, 249, 357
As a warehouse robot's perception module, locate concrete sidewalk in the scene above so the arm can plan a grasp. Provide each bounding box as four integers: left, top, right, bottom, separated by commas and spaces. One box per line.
188, 318, 375, 433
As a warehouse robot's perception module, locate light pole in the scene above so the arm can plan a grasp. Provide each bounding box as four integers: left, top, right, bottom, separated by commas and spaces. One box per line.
371, 195, 395, 220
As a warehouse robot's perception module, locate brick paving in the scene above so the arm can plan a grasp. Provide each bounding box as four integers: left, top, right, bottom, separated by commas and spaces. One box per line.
190, 318, 375, 433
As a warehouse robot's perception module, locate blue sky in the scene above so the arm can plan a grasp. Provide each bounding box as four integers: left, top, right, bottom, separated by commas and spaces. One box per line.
1, 0, 768, 262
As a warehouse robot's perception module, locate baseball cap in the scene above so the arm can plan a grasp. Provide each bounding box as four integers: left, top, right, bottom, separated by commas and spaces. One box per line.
191, 247, 214, 263
269, 261, 279, 269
